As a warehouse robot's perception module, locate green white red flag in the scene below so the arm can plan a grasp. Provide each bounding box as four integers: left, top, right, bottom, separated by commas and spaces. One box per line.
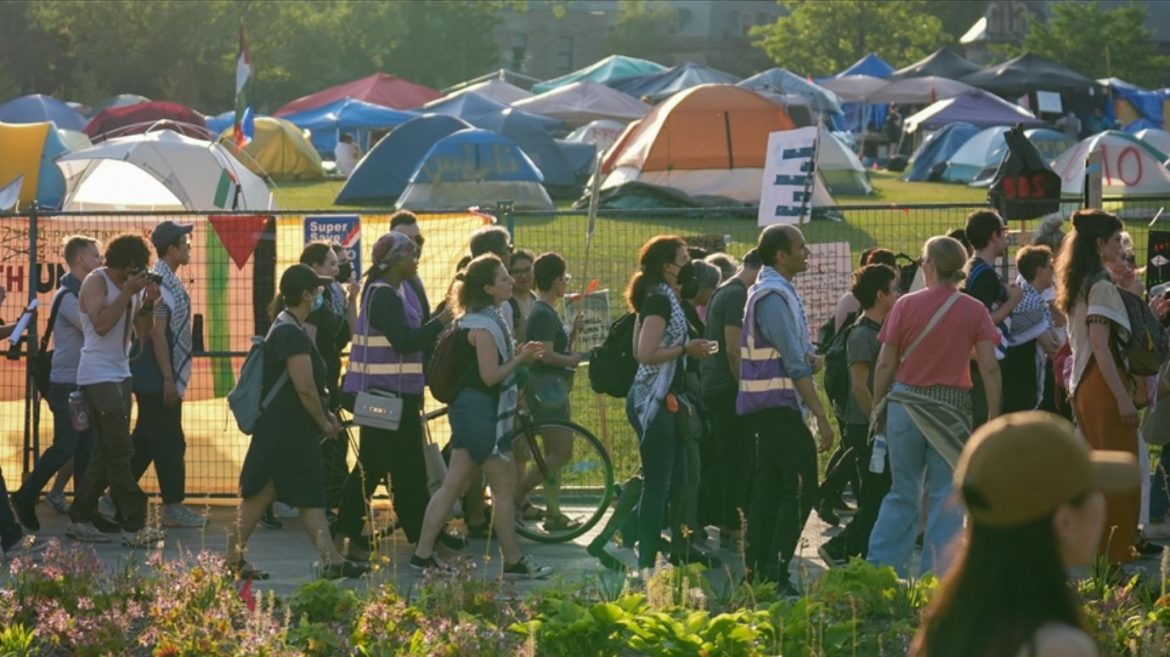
233, 20, 254, 148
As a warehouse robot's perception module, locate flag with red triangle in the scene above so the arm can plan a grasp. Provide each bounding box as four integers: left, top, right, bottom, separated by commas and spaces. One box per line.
208, 214, 271, 269
233, 21, 255, 148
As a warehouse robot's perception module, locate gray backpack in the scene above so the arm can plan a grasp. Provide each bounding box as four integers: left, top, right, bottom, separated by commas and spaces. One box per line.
228, 313, 293, 434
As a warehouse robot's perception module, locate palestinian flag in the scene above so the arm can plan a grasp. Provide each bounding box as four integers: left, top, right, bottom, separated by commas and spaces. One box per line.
233, 20, 255, 148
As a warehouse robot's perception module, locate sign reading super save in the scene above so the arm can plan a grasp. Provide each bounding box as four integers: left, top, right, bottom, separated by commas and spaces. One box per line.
304, 215, 361, 278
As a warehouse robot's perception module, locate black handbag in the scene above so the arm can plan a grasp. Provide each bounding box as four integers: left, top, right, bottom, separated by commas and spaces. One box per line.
30, 290, 72, 397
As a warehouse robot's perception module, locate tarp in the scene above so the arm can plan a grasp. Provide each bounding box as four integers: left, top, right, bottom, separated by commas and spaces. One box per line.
0, 95, 87, 131
275, 72, 441, 115
888, 48, 982, 81
817, 125, 873, 195
609, 62, 740, 103
738, 68, 842, 114
57, 129, 273, 211
1052, 130, 1170, 198
940, 126, 1010, 185
903, 122, 980, 182
1135, 128, 1170, 158
1103, 78, 1166, 130
867, 77, 978, 105
1024, 127, 1077, 161
961, 52, 1100, 97
818, 75, 889, 103
904, 90, 1045, 132
87, 94, 150, 118
512, 81, 650, 127
336, 114, 473, 205
85, 101, 207, 141
834, 53, 895, 79
0, 121, 67, 208
532, 55, 667, 94
565, 119, 628, 154
280, 98, 417, 155
217, 117, 323, 181
397, 128, 554, 211
599, 84, 795, 203
442, 78, 533, 105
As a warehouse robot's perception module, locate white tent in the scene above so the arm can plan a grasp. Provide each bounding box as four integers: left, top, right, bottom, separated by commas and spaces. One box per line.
1135, 128, 1170, 160
817, 126, 873, 195
1052, 130, 1170, 198
56, 129, 93, 152
564, 119, 628, 155
940, 126, 1010, 185
443, 78, 533, 105
512, 81, 650, 128
57, 129, 273, 211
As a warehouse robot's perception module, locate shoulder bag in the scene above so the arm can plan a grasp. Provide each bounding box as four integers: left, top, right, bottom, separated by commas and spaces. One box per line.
351, 283, 405, 431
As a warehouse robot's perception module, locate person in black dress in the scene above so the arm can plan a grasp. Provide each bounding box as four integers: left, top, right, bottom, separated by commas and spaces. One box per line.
226, 265, 369, 580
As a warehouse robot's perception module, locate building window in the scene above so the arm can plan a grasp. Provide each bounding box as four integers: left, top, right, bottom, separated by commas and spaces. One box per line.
511, 33, 527, 71
557, 35, 573, 73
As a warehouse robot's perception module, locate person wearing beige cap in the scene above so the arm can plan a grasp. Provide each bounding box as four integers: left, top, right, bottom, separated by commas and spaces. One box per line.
912, 411, 1139, 657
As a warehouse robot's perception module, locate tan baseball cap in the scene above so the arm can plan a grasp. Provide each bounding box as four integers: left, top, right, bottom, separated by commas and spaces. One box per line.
954, 411, 1139, 528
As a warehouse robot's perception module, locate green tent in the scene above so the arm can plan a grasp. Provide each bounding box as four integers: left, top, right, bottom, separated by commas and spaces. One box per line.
532, 55, 666, 94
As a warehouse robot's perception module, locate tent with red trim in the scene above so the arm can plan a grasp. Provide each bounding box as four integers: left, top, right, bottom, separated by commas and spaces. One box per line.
275, 73, 441, 115
85, 101, 207, 141
1052, 130, 1170, 198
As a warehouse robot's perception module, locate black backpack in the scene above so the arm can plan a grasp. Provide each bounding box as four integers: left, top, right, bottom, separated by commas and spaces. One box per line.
588, 312, 638, 398
1117, 287, 1169, 376
822, 312, 858, 410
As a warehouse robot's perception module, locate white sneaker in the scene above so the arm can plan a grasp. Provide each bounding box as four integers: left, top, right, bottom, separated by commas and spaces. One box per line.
98, 494, 117, 521
1143, 519, 1170, 541
45, 492, 69, 515
66, 521, 112, 543
161, 505, 208, 528
272, 502, 299, 519
122, 527, 166, 548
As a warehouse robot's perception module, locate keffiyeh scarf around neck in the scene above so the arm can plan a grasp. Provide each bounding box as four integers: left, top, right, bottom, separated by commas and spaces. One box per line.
152, 260, 192, 396
457, 304, 517, 459
630, 282, 688, 434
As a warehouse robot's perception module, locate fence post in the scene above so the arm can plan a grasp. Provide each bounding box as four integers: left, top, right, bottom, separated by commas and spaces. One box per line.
23, 204, 40, 477
498, 201, 514, 241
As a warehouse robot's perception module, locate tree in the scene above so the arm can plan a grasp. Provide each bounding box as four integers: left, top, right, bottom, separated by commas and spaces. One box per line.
604, 0, 679, 62
751, 0, 950, 77
1003, 2, 1170, 89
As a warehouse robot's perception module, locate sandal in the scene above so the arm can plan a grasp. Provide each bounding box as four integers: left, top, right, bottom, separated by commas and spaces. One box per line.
229, 559, 270, 581
518, 502, 545, 521
317, 560, 370, 580
542, 513, 582, 532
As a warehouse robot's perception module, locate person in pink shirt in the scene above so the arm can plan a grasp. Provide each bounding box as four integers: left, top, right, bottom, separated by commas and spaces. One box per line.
867, 235, 1001, 577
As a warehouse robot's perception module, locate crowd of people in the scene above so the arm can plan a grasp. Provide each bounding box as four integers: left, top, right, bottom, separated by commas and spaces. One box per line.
0, 207, 1167, 633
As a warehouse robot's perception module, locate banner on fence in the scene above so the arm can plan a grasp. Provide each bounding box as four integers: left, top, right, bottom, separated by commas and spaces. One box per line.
759, 127, 818, 227
794, 241, 853, 339
565, 289, 611, 355
305, 214, 361, 276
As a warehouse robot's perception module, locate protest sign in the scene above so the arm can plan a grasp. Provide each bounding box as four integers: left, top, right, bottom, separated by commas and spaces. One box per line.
564, 289, 611, 355
305, 214, 361, 276
759, 127, 818, 227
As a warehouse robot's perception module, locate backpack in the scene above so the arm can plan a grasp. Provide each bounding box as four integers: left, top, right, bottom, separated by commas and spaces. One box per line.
588, 312, 638, 398
822, 312, 859, 410
1117, 287, 1169, 376
427, 325, 462, 404
228, 314, 292, 435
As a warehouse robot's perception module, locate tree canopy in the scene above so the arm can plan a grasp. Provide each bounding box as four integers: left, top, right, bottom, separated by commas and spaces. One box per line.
0, 0, 506, 112
1000, 1, 1170, 89
750, 0, 950, 77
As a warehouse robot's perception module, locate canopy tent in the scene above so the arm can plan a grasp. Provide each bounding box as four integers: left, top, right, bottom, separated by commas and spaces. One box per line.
87, 94, 150, 118
418, 92, 563, 133
816, 125, 873, 195
564, 119, 628, 155
834, 53, 895, 79
737, 68, 842, 114
609, 62, 740, 103
1024, 127, 1077, 161
396, 129, 554, 211
56, 129, 273, 211
1052, 131, 1170, 199
0, 95, 86, 131
532, 55, 666, 94
336, 114, 473, 205
1135, 128, 1170, 158
512, 81, 650, 127
903, 122, 980, 182
599, 84, 796, 204
939, 126, 1010, 185
442, 69, 541, 94
904, 90, 1045, 132
280, 98, 417, 155
1102, 78, 1166, 131
961, 52, 1100, 97
441, 78, 533, 105
818, 75, 889, 103
867, 77, 978, 105
0, 122, 67, 208
275, 73, 440, 116
85, 101, 208, 141
217, 117, 323, 181
823, 54, 895, 135
888, 48, 982, 81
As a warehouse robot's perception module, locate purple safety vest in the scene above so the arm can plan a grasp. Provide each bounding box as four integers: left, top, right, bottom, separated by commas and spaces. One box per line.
736, 288, 800, 415
343, 280, 425, 395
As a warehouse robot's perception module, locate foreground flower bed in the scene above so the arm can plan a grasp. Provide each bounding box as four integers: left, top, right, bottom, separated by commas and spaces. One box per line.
1, 542, 1168, 656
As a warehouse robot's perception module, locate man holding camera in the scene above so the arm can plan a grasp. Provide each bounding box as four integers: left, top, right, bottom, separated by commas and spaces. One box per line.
66, 233, 166, 548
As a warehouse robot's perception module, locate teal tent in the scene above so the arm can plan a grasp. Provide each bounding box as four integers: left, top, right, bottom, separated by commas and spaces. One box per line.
532, 55, 666, 94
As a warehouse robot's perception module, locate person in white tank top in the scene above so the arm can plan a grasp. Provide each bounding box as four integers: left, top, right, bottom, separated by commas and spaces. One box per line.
66, 233, 166, 549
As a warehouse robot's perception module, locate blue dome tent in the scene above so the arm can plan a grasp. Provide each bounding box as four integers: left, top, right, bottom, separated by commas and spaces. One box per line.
335, 114, 473, 205
903, 122, 979, 182
280, 98, 417, 155
0, 94, 87, 131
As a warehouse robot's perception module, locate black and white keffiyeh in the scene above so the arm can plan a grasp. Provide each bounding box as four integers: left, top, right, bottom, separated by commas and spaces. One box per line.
630, 282, 688, 434
458, 304, 517, 459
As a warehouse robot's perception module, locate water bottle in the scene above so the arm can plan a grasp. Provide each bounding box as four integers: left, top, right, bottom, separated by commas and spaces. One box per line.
869, 433, 887, 474
68, 390, 89, 431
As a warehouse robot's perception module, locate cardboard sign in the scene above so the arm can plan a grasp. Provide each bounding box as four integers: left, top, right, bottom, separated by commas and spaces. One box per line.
304, 215, 361, 276
1036, 91, 1063, 114
1148, 230, 1170, 293
564, 289, 611, 355
759, 127, 818, 226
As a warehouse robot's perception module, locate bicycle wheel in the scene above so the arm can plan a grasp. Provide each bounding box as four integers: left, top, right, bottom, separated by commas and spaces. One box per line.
513, 419, 615, 544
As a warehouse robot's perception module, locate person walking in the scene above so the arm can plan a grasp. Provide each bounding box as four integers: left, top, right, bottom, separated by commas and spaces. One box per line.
739, 225, 834, 593
912, 411, 1138, 657
1004, 245, 1060, 413
410, 254, 552, 578
127, 221, 205, 529
509, 250, 537, 342
1056, 209, 1142, 567
66, 233, 166, 548
333, 232, 455, 558
226, 264, 368, 580
866, 236, 1001, 578
11, 236, 101, 531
